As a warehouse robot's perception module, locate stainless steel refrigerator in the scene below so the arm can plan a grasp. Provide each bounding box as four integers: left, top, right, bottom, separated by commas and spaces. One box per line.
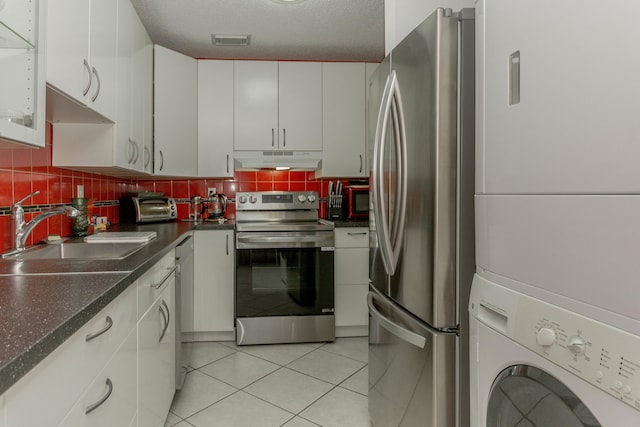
367, 8, 475, 427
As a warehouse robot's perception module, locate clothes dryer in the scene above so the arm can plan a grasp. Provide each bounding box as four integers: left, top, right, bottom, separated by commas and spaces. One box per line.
469, 274, 640, 427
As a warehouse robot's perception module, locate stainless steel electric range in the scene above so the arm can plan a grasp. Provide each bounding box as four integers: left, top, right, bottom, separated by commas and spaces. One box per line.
234, 191, 335, 345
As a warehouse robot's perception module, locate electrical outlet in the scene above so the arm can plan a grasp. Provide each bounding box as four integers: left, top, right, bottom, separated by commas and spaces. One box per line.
208, 187, 217, 197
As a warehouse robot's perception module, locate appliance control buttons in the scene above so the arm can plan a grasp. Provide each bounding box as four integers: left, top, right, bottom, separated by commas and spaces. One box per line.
567, 335, 586, 355
307, 194, 316, 203
536, 327, 556, 347
297, 194, 307, 203
614, 380, 623, 391
249, 195, 258, 204
623, 385, 632, 394
596, 370, 604, 380
238, 195, 247, 204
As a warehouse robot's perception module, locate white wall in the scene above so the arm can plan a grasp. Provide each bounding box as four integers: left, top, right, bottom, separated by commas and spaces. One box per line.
385, 0, 475, 53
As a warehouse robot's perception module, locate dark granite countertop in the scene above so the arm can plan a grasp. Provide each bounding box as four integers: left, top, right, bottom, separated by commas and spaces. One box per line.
332, 220, 369, 228
0, 221, 196, 395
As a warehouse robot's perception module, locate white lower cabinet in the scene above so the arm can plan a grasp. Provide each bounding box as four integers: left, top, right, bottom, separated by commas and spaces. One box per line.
192, 230, 235, 339
2, 251, 177, 427
138, 278, 176, 427
58, 329, 137, 427
334, 228, 370, 336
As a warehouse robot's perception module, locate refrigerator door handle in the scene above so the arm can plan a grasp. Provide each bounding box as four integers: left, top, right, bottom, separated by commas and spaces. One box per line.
389, 77, 408, 271
372, 72, 396, 275
367, 292, 426, 349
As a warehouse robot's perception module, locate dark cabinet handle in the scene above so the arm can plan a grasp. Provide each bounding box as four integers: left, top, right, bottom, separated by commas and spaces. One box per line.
85, 378, 113, 415
85, 316, 113, 342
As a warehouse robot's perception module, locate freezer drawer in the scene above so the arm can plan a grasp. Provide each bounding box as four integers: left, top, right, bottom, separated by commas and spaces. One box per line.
368, 288, 456, 427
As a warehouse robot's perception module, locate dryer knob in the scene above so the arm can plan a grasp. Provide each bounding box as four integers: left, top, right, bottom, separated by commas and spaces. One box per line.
567, 336, 586, 355
536, 327, 556, 347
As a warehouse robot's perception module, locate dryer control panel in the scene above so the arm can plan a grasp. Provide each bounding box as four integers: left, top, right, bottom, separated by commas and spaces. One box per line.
471, 275, 640, 413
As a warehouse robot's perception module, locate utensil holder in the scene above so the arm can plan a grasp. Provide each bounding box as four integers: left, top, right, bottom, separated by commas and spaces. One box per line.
71, 197, 89, 236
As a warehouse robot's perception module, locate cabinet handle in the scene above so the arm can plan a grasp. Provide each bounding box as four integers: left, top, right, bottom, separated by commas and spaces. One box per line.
347, 232, 367, 236
282, 128, 286, 147
85, 378, 113, 415
132, 140, 140, 164
226, 154, 230, 174
159, 300, 170, 342
226, 234, 229, 255
127, 138, 135, 164
90, 67, 101, 102
82, 59, 92, 97
85, 316, 113, 342
359, 154, 363, 173
150, 265, 177, 290
159, 150, 164, 171
144, 146, 151, 169
271, 128, 275, 147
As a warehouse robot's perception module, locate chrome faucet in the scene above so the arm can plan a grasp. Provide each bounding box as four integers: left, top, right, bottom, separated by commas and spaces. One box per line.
2, 191, 80, 258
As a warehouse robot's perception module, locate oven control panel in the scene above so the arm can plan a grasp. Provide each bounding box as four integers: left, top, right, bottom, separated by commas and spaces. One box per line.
236, 191, 319, 210
471, 275, 640, 413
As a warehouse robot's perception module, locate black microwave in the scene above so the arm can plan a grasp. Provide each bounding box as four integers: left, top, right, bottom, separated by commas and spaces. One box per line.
345, 185, 369, 220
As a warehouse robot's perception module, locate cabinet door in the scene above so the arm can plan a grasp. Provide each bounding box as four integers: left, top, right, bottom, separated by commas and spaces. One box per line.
193, 230, 235, 332
480, 0, 640, 194
138, 280, 175, 427
278, 62, 322, 151
319, 63, 366, 177
130, 10, 151, 172
46, 0, 90, 103
234, 60, 279, 151
154, 45, 198, 176
114, 0, 135, 170
140, 32, 154, 174
198, 60, 234, 177
58, 330, 137, 427
87, 0, 117, 121
0, 0, 46, 147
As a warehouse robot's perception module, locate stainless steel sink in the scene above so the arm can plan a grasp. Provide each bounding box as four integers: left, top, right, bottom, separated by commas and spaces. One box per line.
7, 242, 146, 260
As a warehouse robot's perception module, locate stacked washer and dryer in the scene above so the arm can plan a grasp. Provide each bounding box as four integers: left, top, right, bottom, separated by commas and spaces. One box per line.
472, 1, 640, 426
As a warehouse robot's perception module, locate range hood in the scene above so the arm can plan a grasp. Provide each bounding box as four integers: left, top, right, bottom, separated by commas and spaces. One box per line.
234, 150, 322, 170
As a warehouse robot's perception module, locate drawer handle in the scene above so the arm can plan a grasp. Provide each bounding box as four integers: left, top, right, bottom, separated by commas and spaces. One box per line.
85, 378, 113, 415
85, 316, 113, 342
159, 300, 170, 342
150, 265, 177, 290
347, 232, 367, 236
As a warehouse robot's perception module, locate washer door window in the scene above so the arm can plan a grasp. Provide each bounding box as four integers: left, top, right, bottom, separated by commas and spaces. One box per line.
487, 365, 601, 427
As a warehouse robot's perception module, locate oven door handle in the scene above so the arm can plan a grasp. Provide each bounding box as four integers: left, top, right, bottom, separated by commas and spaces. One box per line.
236, 233, 334, 249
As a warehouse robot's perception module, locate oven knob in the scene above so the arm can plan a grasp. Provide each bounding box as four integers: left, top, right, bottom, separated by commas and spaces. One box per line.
238, 195, 247, 204
567, 335, 586, 355
536, 327, 556, 347
307, 194, 316, 203
297, 194, 307, 203
249, 195, 258, 204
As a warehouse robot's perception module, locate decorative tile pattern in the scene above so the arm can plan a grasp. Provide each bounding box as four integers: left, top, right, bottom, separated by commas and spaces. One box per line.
166, 338, 370, 427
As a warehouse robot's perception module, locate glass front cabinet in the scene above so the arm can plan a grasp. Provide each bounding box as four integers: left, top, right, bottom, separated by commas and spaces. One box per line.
0, 0, 45, 147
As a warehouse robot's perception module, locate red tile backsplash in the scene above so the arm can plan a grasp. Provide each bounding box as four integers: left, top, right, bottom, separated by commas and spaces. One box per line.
0, 122, 366, 253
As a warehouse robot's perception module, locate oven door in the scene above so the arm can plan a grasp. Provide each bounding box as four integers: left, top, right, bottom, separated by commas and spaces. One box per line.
235, 230, 335, 318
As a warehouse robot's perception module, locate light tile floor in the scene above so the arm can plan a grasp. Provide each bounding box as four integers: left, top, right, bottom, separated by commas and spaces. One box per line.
165, 337, 371, 427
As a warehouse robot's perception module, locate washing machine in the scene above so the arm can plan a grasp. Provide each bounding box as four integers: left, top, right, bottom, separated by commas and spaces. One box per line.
469, 274, 640, 427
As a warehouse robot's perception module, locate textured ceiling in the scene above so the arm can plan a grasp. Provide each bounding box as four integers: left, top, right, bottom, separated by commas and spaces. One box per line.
130, 0, 385, 62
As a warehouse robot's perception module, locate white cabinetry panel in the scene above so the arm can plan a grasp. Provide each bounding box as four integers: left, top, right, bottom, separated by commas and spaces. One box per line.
317, 62, 366, 178
154, 45, 198, 176
198, 60, 234, 177
233, 61, 279, 151
193, 230, 235, 335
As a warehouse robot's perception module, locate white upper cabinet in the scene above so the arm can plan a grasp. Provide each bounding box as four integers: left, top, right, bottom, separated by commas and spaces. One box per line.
0, 0, 46, 147
198, 60, 234, 178
234, 60, 322, 152
154, 45, 198, 176
278, 62, 322, 151
46, 0, 117, 122
478, 0, 640, 194
316, 62, 367, 178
